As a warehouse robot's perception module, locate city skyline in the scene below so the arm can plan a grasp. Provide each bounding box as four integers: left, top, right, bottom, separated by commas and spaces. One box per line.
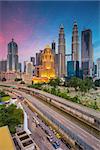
0, 1, 100, 64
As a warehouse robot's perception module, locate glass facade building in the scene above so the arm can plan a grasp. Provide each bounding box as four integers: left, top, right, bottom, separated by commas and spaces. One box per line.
7, 39, 18, 72
67, 61, 79, 78
81, 29, 93, 78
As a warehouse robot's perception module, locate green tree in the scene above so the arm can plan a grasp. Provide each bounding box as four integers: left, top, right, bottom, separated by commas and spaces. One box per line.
94, 79, 100, 87
0, 91, 6, 97
69, 77, 81, 91
79, 78, 93, 95
79, 80, 88, 95
55, 77, 61, 85
84, 77, 93, 91
49, 79, 57, 87
0, 104, 23, 134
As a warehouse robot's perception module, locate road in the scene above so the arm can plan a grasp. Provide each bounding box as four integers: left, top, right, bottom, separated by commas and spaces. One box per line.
22, 102, 68, 150
23, 86, 100, 119
0, 82, 99, 118
1, 83, 100, 150
8, 90, 68, 150
12, 89, 100, 150
23, 104, 54, 150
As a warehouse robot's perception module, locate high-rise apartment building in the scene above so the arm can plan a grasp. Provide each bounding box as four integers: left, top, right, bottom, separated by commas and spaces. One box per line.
24, 61, 28, 73
81, 29, 93, 78
18, 63, 22, 73
36, 50, 42, 66
58, 24, 66, 78
7, 39, 18, 72
72, 21, 79, 61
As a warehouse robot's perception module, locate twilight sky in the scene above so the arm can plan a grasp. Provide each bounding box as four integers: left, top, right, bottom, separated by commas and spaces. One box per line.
0, 1, 100, 64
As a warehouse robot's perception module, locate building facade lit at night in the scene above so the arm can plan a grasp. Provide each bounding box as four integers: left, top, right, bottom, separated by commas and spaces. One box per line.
32, 45, 56, 83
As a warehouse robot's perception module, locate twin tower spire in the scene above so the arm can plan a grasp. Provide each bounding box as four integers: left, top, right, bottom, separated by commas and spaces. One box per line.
58, 21, 79, 77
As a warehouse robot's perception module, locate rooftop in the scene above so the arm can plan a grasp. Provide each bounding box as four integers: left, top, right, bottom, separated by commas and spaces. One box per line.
0, 126, 15, 150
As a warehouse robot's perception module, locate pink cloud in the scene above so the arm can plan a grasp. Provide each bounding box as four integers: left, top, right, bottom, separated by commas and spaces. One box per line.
0, 32, 5, 44
0, 7, 48, 63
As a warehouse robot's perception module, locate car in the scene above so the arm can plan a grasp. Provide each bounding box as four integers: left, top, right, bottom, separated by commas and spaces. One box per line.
56, 133, 61, 139
66, 143, 71, 149
55, 141, 60, 147
49, 126, 53, 131
47, 135, 53, 142
56, 148, 64, 150
53, 129, 57, 135
52, 142, 58, 149
48, 132, 52, 137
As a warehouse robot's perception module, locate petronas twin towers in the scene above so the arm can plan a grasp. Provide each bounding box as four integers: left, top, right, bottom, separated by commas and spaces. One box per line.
58, 22, 79, 78
72, 21, 79, 61
58, 24, 66, 78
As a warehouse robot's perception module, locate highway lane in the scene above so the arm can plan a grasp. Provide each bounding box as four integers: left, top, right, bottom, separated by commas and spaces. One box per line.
13, 89, 100, 150
2, 85, 100, 140
23, 104, 54, 150
22, 102, 68, 150
24, 86, 100, 119
6, 91, 51, 150
1, 82, 99, 118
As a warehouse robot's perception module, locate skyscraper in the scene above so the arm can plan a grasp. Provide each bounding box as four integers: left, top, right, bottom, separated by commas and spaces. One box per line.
30, 57, 35, 66
58, 24, 66, 78
7, 39, 18, 72
24, 61, 28, 73
18, 63, 22, 73
51, 41, 56, 54
72, 21, 79, 61
81, 29, 93, 78
36, 50, 42, 66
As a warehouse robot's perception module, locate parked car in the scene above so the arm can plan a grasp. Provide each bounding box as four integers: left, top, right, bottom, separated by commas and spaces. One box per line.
47, 135, 54, 142
55, 141, 60, 147
56, 148, 64, 150
56, 133, 61, 139
66, 143, 71, 149
52, 142, 59, 149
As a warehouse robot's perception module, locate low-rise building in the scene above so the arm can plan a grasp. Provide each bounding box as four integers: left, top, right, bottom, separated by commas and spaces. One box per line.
0, 126, 16, 150
22, 73, 33, 84
15, 130, 38, 150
